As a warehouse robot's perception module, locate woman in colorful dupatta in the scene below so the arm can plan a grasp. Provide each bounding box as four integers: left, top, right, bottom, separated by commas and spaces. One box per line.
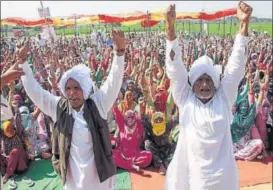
118, 90, 138, 116
111, 106, 152, 172
231, 72, 256, 143
19, 106, 51, 159
232, 67, 270, 160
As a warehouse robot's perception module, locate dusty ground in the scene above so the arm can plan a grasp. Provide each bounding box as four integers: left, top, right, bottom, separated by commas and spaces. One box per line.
240, 183, 272, 190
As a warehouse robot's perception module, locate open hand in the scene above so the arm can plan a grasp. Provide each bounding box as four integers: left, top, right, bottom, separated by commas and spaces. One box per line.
17, 37, 31, 62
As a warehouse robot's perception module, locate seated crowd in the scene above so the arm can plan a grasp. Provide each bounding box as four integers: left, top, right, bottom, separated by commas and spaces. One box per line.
0, 27, 272, 186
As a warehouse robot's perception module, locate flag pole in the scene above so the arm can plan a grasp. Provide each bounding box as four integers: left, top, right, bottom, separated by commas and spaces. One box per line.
40, 1, 52, 41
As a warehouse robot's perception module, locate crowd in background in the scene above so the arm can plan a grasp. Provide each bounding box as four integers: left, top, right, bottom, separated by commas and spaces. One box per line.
1, 28, 272, 185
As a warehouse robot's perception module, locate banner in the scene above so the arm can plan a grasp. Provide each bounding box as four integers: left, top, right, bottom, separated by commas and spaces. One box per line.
1, 8, 237, 27
141, 20, 160, 27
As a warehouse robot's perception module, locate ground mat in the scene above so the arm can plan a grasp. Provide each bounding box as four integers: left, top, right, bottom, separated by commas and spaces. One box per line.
3, 159, 131, 190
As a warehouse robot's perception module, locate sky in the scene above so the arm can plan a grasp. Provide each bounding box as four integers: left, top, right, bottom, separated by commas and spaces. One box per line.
1, 1, 272, 19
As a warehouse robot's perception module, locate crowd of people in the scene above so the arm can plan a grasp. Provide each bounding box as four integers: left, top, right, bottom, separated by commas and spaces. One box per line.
1, 1, 272, 190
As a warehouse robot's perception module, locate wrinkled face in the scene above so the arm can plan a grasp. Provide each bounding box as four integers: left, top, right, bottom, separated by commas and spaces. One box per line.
65, 78, 84, 111
193, 74, 215, 101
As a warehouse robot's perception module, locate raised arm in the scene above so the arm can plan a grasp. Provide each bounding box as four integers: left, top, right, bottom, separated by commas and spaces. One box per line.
222, 1, 253, 107
15, 39, 60, 122
165, 5, 189, 105
112, 105, 125, 131
92, 30, 125, 119
257, 65, 271, 106
20, 61, 60, 122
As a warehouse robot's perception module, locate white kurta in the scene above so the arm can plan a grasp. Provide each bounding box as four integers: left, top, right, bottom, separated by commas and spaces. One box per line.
165, 34, 248, 190
20, 54, 125, 190
64, 105, 115, 190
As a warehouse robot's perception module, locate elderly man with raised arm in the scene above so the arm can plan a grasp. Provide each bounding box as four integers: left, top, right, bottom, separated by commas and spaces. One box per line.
164, 2, 252, 190
17, 30, 126, 190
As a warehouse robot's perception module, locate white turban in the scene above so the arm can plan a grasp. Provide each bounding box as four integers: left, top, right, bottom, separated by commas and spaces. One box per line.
188, 55, 221, 89
59, 64, 95, 100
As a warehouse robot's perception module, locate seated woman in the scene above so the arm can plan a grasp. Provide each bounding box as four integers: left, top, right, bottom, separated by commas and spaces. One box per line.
0, 120, 30, 183
19, 106, 52, 159
144, 112, 176, 175
118, 90, 138, 116
232, 69, 268, 160
111, 106, 152, 172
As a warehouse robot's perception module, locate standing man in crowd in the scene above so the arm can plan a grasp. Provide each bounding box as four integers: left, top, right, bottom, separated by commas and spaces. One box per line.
16, 29, 126, 190
164, 1, 252, 190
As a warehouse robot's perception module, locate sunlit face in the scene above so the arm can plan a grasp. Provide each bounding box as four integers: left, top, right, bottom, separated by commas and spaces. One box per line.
193, 74, 215, 102
126, 92, 134, 102
65, 78, 84, 111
